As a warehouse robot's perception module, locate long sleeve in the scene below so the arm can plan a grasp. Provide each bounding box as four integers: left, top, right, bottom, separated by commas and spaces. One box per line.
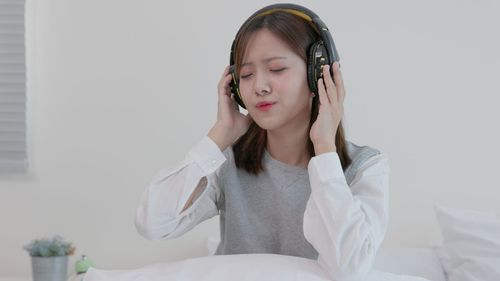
304, 151, 390, 281
135, 136, 227, 240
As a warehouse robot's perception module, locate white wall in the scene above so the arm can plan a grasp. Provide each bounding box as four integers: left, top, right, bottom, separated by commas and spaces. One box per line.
1, 0, 499, 276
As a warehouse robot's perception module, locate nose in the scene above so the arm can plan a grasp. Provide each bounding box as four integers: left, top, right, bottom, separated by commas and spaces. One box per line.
254, 72, 271, 96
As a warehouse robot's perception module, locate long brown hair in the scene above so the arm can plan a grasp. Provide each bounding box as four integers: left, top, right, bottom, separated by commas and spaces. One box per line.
231, 11, 351, 175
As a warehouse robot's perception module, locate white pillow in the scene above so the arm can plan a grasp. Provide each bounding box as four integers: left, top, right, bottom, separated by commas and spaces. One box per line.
433, 204, 500, 281
208, 235, 445, 280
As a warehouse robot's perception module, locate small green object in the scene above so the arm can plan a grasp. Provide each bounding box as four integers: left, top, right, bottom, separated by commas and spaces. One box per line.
75, 255, 94, 273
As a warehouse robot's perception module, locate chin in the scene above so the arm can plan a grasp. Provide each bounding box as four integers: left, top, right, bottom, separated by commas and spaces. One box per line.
252, 118, 281, 131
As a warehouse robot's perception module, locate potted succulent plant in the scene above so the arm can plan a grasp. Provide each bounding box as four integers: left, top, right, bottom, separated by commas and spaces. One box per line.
23, 235, 76, 281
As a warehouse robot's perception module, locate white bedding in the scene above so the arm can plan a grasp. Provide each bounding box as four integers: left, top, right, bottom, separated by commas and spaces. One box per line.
373, 247, 446, 281
83, 253, 432, 281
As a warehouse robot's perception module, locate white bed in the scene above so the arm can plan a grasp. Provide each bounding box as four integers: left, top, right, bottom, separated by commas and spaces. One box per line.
81, 243, 443, 281
83, 252, 434, 281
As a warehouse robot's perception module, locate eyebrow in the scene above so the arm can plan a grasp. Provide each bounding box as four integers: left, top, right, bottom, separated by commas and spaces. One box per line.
241, 56, 288, 67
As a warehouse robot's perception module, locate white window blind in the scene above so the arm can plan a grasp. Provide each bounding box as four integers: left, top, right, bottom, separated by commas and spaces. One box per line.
0, 0, 27, 173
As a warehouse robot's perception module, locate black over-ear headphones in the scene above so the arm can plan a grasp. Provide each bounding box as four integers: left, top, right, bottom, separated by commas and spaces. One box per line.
229, 3, 340, 109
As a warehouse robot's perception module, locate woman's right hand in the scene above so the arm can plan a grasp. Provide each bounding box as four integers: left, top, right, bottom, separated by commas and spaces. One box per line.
208, 65, 252, 151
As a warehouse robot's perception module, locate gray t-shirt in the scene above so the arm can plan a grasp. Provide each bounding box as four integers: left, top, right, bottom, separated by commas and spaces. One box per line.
214, 141, 381, 259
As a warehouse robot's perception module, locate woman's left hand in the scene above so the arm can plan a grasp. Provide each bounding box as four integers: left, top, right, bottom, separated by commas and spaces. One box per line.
309, 61, 345, 155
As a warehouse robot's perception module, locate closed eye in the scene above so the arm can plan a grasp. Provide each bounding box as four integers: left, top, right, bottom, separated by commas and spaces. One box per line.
271, 68, 286, 72
240, 68, 287, 80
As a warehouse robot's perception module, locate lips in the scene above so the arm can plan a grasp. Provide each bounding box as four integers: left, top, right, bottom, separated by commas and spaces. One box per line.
256, 101, 275, 112
256, 101, 276, 108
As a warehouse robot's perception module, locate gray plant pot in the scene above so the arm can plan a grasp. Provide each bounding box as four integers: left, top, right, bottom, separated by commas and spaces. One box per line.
31, 256, 69, 281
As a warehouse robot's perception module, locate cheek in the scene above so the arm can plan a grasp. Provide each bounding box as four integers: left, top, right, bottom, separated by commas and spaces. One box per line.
280, 71, 309, 97
286, 67, 307, 86
237, 82, 251, 106
285, 76, 312, 112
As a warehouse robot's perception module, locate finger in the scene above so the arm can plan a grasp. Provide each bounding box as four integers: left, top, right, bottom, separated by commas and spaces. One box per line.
332, 62, 345, 103
218, 68, 233, 95
221, 75, 233, 98
230, 94, 239, 110
323, 64, 337, 104
221, 65, 230, 79
317, 78, 330, 106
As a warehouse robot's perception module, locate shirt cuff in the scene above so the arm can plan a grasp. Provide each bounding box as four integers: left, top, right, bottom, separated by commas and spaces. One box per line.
307, 151, 347, 186
187, 135, 227, 175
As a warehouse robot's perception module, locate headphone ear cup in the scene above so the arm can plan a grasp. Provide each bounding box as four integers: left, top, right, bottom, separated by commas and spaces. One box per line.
307, 41, 320, 95
229, 65, 246, 109
307, 41, 330, 96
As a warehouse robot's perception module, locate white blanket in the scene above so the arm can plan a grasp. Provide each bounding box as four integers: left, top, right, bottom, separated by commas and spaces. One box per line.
83, 254, 431, 281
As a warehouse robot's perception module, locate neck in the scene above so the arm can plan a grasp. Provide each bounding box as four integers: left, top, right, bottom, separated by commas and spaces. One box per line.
266, 121, 310, 169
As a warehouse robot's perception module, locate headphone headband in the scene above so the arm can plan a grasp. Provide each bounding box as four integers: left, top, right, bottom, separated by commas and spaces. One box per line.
232, 3, 339, 64
253, 8, 313, 23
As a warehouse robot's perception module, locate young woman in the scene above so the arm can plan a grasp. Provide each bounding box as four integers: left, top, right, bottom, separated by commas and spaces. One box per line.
135, 4, 390, 280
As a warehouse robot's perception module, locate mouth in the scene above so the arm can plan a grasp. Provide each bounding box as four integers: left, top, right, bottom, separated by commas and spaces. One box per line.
256, 102, 276, 111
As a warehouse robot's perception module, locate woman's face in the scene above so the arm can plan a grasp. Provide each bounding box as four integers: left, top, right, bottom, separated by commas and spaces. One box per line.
238, 28, 313, 131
